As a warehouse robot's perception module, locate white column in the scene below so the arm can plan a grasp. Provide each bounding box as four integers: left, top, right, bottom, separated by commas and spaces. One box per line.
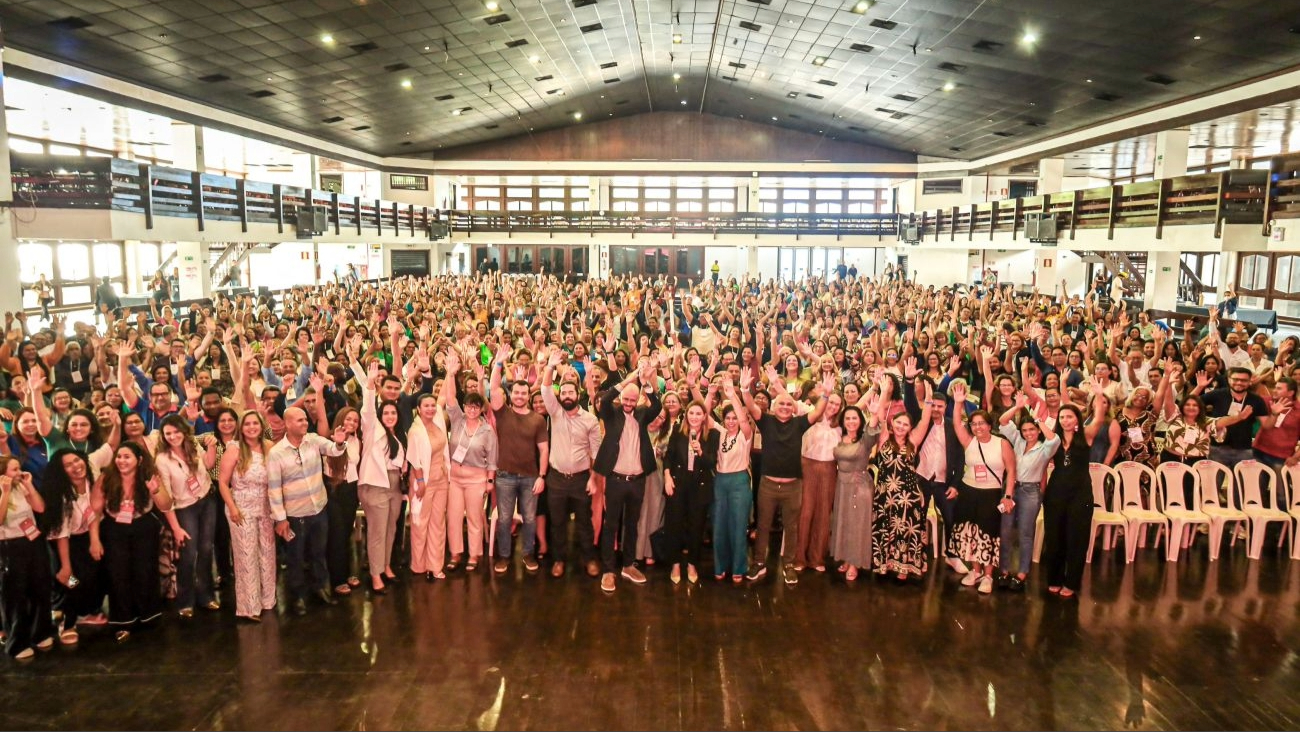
1153, 128, 1190, 179
748, 174, 761, 212
1038, 158, 1065, 196
175, 241, 212, 300
747, 245, 760, 279
171, 123, 198, 170
0, 43, 24, 317
1142, 250, 1181, 311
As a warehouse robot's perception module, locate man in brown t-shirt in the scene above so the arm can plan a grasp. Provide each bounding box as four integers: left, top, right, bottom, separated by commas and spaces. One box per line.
489, 351, 550, 573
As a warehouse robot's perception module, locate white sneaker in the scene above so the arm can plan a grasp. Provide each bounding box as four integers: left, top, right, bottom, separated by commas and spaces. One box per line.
978, 576, 994, 594
947, 557, 970, 574
961, 570, 981, 587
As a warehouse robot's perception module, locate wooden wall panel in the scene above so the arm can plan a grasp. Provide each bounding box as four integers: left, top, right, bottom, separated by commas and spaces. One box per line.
431, 112, 916, 164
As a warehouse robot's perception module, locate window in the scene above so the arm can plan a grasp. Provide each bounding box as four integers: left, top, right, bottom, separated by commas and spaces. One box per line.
539, 200, 566, 211
645, 188, 671, 199
922, 178, 963, 195
93, 244, 123, 278
507, 200, 531, 211
847, 202, 876, 214
784, 202, 809, 214
760, 201, 779, 213
643, 201, 670, 212
17, 243, 52, 284
612, 187, 640, 198
570, 201, 589, 211
613, 200, 639, 212
9, 138, 43, 154
538, 187, 566, 198
758, 188, 778, 200
1277, 256, 1300, 294
708, 201, 735, 213
474, 199, 501, 211
58, 243, 91, 281
1238, 254, 1269, 291
507, 187, 534, 197
814, 202, 842, 214
815, 190, 842, 201
783, 189, 809, 200
708, 188, 735, 200
677, 188, 703, 199
676, 201, 703, 212
389, 174, 429, 191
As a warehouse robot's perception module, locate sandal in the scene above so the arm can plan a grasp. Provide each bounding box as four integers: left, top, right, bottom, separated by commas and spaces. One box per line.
1047, 586, 1062, 595
334, 584, 352, 595
1059, 588, 1076, 599
346, 576, 361, 587
845, 566, 858, 582
446, 556, 461, 572
732, 574, 744, 585
59, 629, 79, 645
465, 558, 479, 572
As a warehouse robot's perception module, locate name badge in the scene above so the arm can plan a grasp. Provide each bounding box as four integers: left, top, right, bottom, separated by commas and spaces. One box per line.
1228, 400, 1243, 417
186, 474, 200, 492
973, 465, 990, 481
211, 367, 221, 381
1127, 427, 1143, 442
1180, 427, 1200, 446
115, 498, 135, 524
70, 371, 83, 384
19, 517, 40, 541
170, 364, 179, 375
452, 444, 469, 463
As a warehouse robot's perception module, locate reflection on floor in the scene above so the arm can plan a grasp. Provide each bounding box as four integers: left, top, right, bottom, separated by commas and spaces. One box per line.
3, 546, 1300, 731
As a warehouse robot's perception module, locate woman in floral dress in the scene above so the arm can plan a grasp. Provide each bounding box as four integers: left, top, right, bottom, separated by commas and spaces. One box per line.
871, 375, 934, 580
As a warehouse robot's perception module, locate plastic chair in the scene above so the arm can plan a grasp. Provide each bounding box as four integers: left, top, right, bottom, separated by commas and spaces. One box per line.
1087, 463, 1127, 563
1155, 462, 1210, 562
1282, 464, 1300, 560
1115, 461, 1165, 562
1192, 459, 1246, 561
1233, 460, 1290, 560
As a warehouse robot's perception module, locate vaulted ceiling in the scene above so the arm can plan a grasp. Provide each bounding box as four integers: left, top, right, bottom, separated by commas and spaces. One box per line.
1, 0, 1299, 161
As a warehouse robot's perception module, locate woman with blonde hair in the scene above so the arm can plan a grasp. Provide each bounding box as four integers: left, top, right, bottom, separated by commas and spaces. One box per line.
407, 391, 451, 581
217, 410, 276, 622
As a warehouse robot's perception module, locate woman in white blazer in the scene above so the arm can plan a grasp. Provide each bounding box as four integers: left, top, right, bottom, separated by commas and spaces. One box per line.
354, 360, 406, 594
406, 390, 452, 580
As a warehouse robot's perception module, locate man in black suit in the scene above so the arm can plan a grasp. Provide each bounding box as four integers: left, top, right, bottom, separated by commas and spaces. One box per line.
593, 358, 662, 592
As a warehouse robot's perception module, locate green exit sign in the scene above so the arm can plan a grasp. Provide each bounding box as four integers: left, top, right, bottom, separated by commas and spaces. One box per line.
1162, 266, 1172, 272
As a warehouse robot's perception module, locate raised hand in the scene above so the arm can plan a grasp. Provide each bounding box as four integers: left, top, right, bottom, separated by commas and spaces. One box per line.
902, 356, 920, 379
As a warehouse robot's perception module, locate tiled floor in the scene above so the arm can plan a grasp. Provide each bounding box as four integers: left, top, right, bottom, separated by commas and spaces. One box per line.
3, 542, 1299, 730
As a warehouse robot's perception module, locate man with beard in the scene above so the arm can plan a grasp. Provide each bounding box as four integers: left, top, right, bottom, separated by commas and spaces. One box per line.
540, 350, 602, 578
488, 348, 550, 574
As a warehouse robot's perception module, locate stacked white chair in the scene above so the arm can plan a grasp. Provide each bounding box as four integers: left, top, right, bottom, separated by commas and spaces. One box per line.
1233, 460, 1291, 561
1086, 463, 1127, 563
1115, 461, 1165, 562
1282, 464, 1300, 560
1154, 462, 1210, 561
1192, 459, 1246, 561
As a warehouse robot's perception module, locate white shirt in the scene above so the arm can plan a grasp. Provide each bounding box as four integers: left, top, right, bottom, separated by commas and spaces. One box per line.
801, 419, 840, 461
917, 419, 947, 482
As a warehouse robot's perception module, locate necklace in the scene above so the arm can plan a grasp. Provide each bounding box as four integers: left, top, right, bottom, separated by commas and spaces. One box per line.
721, 430, 739, 453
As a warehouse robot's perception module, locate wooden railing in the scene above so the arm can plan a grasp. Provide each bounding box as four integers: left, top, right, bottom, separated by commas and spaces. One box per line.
10, 154, 439, 240
9, 152, 1294, 242
444, 209, 898, 238
903, 170, 1270, 242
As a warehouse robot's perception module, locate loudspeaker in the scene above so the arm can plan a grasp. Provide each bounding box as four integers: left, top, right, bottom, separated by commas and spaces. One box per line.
294, 206, 328, 237
1025, 212, 1057, 244
899, 224, 920, 243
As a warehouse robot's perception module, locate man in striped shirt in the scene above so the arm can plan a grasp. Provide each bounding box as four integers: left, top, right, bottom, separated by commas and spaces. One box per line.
267, 406, 349, 616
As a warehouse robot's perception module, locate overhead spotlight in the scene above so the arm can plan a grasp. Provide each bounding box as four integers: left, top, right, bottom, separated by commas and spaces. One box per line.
1193, 34, 1202, 40
673, 72, 682, 81
673, 33, 683, 43
573, 111, 583, 120
852, 0, 871, 13
942, 81, 955, 91
321, 33, 335, 44
400, 79, 412, 89
812, 56, 827, 65
528, 54, 540, 63
771, 116, 778, 121
1021, 30, 1038, 44
680, 99, 687, 105
485, 0, 499, 11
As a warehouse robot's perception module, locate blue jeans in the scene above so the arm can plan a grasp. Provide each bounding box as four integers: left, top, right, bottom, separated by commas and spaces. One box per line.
999, 482, 1042, 576
494, 472, 539, 558
713, 471, 752, 577
284, 510, 330, 601
175, 497, 217, 610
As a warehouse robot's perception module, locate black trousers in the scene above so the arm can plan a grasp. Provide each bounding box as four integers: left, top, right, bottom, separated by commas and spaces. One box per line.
547, 471, 595, 565
600, 474, 645, 573
326, 481, 360, 587
662, 473, 714, 568
211, 492, 234, 582
389, 499, 408, 568
918, 476, 958, 558
1, 537, 54, 656
1041, 497, 1093, 591
53, 533, 107, 630
102, 514, 163, 627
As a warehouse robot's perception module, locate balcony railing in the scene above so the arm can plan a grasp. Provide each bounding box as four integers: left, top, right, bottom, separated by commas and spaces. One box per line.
445, 210, 898, 238
10, 154, 438, 239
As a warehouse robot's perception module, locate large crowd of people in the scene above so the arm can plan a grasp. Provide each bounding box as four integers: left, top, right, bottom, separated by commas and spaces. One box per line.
2, 264, 1299, 661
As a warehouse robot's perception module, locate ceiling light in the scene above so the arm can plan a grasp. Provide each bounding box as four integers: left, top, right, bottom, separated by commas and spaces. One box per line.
771, 116, 778, 121
573, 111, 583, 120
424, 45, 431, 51
452, 108, 463, 115
266, 77, 273, 81
1193, 35, 1202, 40
400, 79, 412, 89
485, 0, 499, 10
942, 81, 955, 91
812, 56, 827, 65
673, 33, 682, 43
321, 33, 334, 44
681, 99, 687, 105
1021, 31, 1038, 44
673, 73, 682, 81
852, 1, 871, 14
1085, 78, 1093, 83
528, 54, 540, 63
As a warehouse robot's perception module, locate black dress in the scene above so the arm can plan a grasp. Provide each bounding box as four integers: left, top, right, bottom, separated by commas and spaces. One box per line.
662, 428, 720, 570
1040, 429, 1093, 592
